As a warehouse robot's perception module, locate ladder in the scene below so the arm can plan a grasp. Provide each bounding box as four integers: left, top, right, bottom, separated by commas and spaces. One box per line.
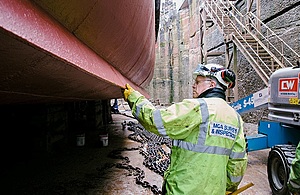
203, 0, 299, 85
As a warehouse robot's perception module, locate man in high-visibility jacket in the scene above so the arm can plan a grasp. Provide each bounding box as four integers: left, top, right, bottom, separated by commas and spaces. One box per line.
122, 64, 248, 195
288, 142, 300, 194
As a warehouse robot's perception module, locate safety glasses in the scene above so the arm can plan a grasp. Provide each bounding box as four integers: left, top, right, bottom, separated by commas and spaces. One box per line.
194, 79, 212, 85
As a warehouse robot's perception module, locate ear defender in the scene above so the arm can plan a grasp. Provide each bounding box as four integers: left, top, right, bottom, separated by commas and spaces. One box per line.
221, 69, 236, 89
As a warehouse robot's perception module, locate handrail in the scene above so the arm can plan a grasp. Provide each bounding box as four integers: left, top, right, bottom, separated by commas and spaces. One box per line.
224, 0, 298, 67
205, 1, 271, 76
219, 2, 275, 72
246, 15, 285, 68
220, 0, 283, 68
247, 12, 299, 67
230, 25, 271, 81
204, 0, 300, 75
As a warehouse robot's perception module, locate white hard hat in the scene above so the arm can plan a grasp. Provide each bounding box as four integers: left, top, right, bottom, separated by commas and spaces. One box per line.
193, 63, 236, 89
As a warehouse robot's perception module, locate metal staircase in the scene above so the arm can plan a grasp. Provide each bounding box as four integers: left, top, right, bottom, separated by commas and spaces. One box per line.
203, 0, 300, 85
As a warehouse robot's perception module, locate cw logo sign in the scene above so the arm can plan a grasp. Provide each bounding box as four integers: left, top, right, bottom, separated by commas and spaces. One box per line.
279, 78, 298, 92
278, 78, 298, 95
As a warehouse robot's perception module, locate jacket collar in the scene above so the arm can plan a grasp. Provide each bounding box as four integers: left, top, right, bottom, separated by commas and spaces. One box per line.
198, 88, 226, 100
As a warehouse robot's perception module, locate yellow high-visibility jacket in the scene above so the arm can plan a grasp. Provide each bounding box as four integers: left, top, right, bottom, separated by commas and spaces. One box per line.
127, 91, 248, 195
288, 142, 300, 193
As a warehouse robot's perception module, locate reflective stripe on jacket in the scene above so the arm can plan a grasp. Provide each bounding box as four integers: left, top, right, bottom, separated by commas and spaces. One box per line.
127, 91, 248, 195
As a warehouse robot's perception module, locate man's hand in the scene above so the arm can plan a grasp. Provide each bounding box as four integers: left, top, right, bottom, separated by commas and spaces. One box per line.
122, 83, 135, 101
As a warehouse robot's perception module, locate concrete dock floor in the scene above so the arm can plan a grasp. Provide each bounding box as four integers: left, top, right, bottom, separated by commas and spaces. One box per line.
1, 111, 272, 194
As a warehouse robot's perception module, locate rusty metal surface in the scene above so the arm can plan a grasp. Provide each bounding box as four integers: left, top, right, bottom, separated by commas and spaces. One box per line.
0, 0, 155, 104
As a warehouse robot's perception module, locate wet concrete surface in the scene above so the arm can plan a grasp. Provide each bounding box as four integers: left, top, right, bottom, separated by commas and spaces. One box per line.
240, 149, 272, 194
1, 110, 273, 195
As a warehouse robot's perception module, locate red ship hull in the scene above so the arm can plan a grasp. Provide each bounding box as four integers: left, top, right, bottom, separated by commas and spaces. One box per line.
0, 0, 156, 104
